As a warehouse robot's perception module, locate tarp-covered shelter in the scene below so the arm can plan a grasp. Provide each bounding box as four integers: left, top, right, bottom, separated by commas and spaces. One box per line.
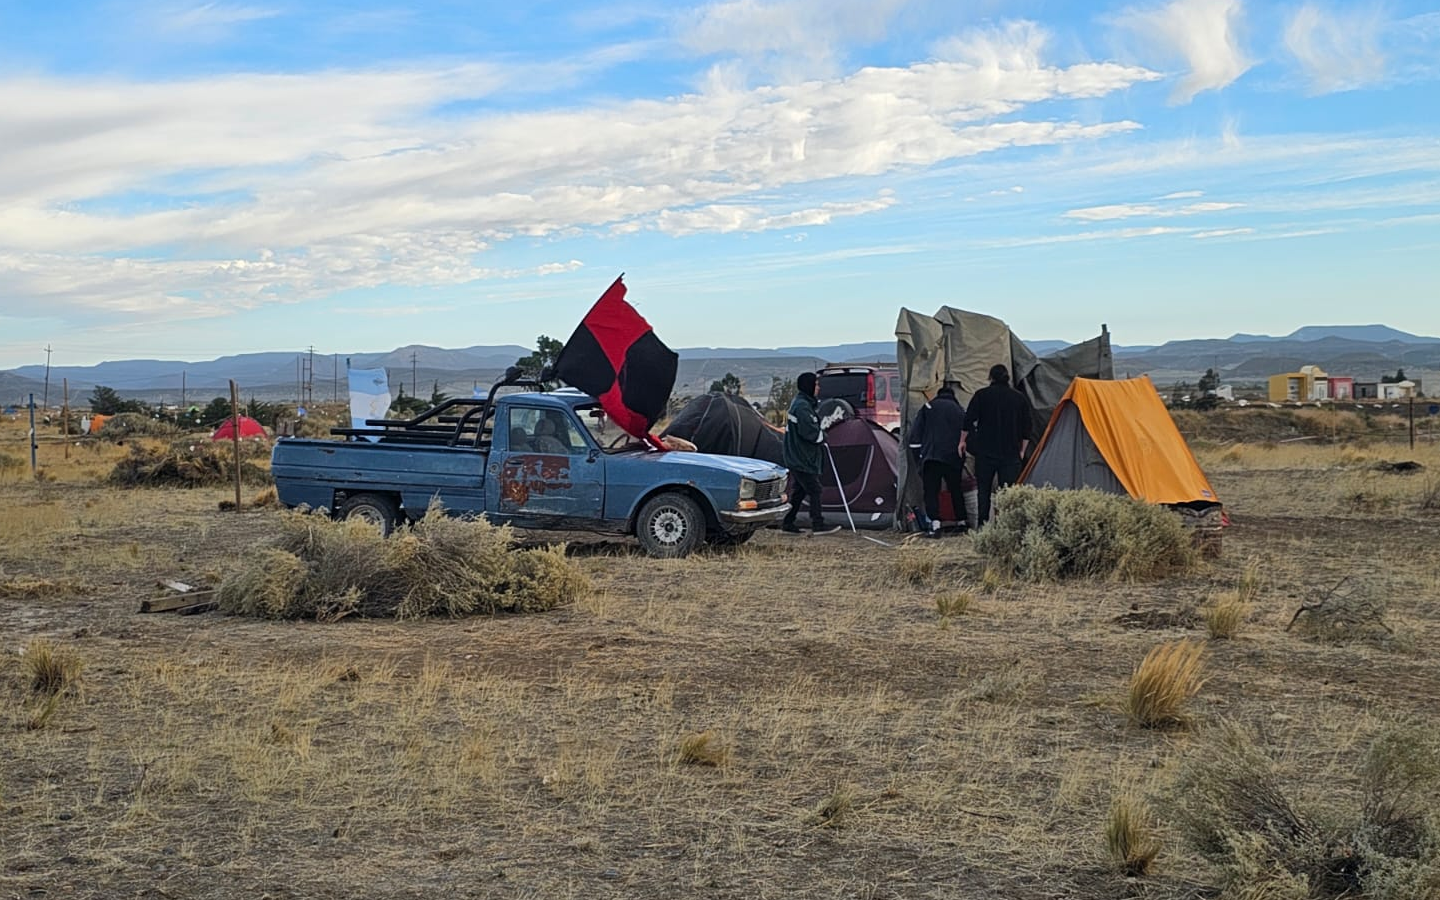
87, 414, 111, 435
662, 393, 904, 529
211, 415, 268, 441
661, 392, 783, 465
894, 308, 1113, 529
1019, 377, 1220, 509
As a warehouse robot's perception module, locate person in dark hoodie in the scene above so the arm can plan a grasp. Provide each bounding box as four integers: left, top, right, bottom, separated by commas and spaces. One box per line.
780, 372, 841, 535
960, 364, 1033, 528
908, 384, 968, 537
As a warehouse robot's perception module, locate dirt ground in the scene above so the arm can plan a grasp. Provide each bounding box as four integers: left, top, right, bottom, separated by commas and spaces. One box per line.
2, 434, 1438, 899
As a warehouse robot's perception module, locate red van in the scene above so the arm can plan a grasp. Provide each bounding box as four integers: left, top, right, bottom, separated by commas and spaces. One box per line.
817, 365, 902, 434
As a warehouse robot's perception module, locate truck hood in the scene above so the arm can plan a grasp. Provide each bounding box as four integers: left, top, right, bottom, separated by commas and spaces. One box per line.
614, 450, 786, 480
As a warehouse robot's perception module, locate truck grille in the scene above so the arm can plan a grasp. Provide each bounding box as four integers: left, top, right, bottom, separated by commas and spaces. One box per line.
754, 477, 787, 505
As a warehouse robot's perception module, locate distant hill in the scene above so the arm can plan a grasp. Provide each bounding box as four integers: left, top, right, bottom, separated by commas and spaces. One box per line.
1229, 325, 1440, 344
4, 325, 1436, 405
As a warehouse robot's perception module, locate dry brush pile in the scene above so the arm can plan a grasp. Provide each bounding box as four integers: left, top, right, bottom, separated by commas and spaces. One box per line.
107, 439, 272, 488
217, 505, 590, 620
974, 485, 1196, 581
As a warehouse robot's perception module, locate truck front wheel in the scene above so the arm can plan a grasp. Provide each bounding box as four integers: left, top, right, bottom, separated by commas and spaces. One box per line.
635, 492, 706, 558
339, 493, 400, 536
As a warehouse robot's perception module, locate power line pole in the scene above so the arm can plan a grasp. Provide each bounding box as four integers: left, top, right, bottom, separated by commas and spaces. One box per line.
305, 344, 315, 407
333, 353, 339, 403
411, 350, 418, 398
42, 345, 52, 409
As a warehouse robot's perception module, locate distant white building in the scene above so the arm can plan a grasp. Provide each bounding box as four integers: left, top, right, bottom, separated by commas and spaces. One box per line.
1379, 380, 1417, 400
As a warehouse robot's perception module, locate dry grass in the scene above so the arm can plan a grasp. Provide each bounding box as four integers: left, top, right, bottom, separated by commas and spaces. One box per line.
1204, 590, 1249, 640
107, 439, 271, 488
893, 540, 940, 584
1170, 721, 1440, 899
1105, 791, 1162, 876
218, 506, 591, 620
676, 729, 731, 768
935, 588, 973, 620
1124, 639, 1207, 728
22, 639, 83, 696
1, 437, 1438, 900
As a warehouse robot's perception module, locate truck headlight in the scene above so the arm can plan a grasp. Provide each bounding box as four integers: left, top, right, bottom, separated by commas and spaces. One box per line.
738, 478, 756, 500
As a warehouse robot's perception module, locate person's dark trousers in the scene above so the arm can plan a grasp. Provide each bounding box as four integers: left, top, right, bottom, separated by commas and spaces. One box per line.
974, 455, 1022, 527
783, 470, 826, 528
922, 459, 968, 527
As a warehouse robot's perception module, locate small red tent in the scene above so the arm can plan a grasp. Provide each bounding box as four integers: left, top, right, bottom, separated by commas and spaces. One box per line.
210, 416, 268, 441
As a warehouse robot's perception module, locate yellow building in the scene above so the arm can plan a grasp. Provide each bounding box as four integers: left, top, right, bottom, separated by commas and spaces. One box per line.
1268, 365, 1328, 402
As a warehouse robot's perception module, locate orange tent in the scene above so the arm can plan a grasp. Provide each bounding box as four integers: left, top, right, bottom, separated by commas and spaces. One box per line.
1019, 377, 1220, 509
87, 414, 111, 435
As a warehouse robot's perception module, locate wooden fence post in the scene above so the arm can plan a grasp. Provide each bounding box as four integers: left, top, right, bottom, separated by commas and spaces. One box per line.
230, 380, 242, 510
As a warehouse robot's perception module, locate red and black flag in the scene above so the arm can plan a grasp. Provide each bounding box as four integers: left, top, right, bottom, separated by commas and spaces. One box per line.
553, 276, 678, 445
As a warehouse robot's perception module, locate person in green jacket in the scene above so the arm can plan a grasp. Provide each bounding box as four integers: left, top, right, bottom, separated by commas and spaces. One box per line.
781, 372, 841, 535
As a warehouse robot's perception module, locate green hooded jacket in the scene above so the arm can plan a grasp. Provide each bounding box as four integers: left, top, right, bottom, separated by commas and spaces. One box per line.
783, 392, 823, 475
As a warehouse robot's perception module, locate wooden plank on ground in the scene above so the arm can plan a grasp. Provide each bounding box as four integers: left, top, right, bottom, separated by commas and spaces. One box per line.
139, 589, 215, 613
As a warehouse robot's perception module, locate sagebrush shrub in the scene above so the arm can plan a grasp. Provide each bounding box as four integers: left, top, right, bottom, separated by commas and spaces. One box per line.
1170, 720, 1440, 899
974, 485, 1195, 581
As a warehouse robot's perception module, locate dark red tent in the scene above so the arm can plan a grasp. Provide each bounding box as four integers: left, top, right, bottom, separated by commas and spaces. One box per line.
210, 416, 268, 441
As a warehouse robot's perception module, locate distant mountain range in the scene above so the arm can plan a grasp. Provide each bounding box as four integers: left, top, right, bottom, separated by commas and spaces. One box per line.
2, 325, 1435, 406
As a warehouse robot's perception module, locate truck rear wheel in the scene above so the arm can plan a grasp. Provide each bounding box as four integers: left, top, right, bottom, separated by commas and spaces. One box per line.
635, 492, 706, 558
339, 493, 400, 536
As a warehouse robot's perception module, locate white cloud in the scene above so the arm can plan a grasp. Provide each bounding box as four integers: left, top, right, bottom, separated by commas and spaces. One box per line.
0, 48, 1157, 324
1159, 190, 1204, 199
1284, 4, 1388, 94
1118, 0, 1251, 103
1193, 227, 1254, 238
1063, 200, 1243, 221
676, 0, 908, 82
655, 194, 897, 236
989, 226, 1189, 247
151, 2, 280, 41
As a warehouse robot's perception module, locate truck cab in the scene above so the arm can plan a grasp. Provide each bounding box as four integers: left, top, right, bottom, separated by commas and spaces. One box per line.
271, 377, 790, 558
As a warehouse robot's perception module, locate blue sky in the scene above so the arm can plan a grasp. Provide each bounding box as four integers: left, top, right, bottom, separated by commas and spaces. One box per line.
1, 0, 1437, 368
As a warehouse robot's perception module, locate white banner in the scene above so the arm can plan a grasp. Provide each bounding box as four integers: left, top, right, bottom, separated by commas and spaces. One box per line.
348, 368, 391, 432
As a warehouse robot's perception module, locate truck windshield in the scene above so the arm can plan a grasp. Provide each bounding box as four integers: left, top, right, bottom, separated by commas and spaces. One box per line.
574, 403, 628, 451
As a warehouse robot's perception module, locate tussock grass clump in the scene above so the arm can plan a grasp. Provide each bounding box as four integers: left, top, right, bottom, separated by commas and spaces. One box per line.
23, 640, 83, 696
1204, 590, 1248, 640
1105, 791, 1162, 876
0, 451, 23, 473
893, 541, 940, 585
974, 486, 1195, 582
1171, 721, 1440, 899
96, 413, 184, 441
218, 506, 590, 620
935, 589, 973, 620
1124, 639, 1206, 728
808, 783, 856, 828
676, 730, 731, 768
107, 439, 271, 488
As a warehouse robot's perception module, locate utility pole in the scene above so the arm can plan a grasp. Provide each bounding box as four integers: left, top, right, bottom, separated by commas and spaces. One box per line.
411, 350, 418, 398
333, 353, 339, 403
42, 345, 52, 409
304, 344, 315, 408
181, 371, 186, 410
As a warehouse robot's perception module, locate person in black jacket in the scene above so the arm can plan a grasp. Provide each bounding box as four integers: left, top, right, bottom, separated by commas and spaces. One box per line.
908, 384, 967, 537
960, 364, 1033, 528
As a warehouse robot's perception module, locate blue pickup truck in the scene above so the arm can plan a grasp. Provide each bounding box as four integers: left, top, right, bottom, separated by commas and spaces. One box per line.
270, 374, 791, 558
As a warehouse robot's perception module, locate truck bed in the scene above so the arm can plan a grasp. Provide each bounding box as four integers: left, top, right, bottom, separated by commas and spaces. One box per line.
271, 438, 487, 518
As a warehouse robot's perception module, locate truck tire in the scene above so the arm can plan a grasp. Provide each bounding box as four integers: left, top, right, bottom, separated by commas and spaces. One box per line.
635, 492, 706, 559
339, 493, 400, 536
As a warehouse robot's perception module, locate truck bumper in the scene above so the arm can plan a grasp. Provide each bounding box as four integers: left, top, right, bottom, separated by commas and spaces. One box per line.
719, 503, 791, 526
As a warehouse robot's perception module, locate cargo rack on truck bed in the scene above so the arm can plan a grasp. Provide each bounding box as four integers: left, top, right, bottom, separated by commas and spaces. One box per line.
328, 368, 550, 448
